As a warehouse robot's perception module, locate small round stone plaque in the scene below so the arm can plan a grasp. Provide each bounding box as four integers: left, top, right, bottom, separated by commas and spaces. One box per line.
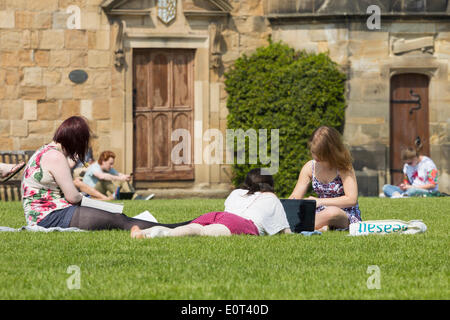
68, 69, 88, 84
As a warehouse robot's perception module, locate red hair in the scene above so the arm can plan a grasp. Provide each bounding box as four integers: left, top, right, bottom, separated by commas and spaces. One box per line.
98, 151, 116, 165
53, 116, 91, 162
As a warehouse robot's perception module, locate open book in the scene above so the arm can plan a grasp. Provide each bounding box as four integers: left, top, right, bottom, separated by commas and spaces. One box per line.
133, 210, 158, 223
80, 196, 124, 213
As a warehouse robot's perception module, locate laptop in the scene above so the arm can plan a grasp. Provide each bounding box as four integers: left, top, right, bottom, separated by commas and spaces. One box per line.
119, 192, 134, 200
280, 199, 316, 233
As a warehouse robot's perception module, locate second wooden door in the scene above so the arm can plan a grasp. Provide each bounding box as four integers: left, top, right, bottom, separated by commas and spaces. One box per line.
390, 73, 430, 185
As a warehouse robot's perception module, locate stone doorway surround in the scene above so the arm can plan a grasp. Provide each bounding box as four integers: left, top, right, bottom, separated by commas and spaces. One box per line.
124, 33, 208, 188
100, 0, 234, 196
380, 57, 447, 187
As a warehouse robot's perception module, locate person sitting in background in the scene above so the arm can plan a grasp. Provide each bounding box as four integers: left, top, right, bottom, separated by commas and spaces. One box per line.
67, 154, 113, 201
82, 150, 132, 198
382, 143, 438, 198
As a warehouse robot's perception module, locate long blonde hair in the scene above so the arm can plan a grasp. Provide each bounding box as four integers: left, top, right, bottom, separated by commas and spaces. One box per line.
308, 126, 353, 172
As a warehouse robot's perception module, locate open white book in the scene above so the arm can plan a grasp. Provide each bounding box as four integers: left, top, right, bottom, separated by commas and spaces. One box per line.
80, 196, 124, 214
133, 210, 158, 223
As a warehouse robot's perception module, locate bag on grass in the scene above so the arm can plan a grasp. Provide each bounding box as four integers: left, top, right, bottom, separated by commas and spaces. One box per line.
349, 219, 427, 236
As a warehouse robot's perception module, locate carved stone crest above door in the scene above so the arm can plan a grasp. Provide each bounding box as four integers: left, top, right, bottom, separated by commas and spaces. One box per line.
157, 0, 177, 24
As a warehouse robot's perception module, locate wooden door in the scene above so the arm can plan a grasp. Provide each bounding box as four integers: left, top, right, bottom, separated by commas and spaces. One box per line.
390, 73, 430, 185
133, 49, 195, 181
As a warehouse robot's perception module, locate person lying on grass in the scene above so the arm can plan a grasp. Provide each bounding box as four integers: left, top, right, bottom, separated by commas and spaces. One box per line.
21, 116, 191, 231
289, 126, 362, 231
130, 168, 292, 239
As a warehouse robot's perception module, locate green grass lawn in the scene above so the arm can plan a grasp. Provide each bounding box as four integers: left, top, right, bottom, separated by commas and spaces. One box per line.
0, 197, 448, 300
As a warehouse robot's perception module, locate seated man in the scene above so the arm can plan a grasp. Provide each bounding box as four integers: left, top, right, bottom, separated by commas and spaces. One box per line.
67, 156, 113, 201
82, 150, 132, 197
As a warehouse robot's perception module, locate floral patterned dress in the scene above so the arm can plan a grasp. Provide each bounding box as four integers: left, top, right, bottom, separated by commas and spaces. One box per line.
21, 144, 71, 226
311, 161, 362, 224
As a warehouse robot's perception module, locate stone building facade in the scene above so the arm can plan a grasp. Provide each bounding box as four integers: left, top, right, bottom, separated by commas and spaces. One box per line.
266, 0, 450, 194
0, 0, 448, 196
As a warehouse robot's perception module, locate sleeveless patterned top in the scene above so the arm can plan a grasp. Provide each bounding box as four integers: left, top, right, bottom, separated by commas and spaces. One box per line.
311, 160, 362, 224
21, 144, 71, 226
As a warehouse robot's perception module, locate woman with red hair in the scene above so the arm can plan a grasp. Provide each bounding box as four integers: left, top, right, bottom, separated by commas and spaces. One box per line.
21, 116, 190, 230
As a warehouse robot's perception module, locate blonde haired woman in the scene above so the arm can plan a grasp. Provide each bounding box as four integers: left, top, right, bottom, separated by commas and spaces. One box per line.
289, 126, 362, 231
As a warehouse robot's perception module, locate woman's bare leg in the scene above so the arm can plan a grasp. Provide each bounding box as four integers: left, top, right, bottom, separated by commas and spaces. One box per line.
314, 206, 349, 230
131, 223, 232, 238
201, 224, 232, 236
169, 223, 231, 237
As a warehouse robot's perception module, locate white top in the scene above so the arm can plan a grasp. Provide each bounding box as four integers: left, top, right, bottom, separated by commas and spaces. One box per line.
403, 156, 438, 192
224, 189, 290, 236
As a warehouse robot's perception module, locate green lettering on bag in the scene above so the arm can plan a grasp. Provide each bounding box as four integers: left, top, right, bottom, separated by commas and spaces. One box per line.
359, 223, 366, 233
384, 225, 392, 233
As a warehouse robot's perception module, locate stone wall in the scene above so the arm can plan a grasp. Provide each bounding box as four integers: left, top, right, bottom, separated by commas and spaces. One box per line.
0, 0, 448, 194
218, 0, 271, 185
0, 0, 121, 166
265, 0, 449, 14
0, 0, 273, 191
269, 11, 450, 193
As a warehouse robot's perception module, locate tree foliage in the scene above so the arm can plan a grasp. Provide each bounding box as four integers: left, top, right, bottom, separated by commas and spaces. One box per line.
225, 41, 347, 197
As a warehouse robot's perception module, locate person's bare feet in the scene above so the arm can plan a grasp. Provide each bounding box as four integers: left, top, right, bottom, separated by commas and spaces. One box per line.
131, 225, 144, 239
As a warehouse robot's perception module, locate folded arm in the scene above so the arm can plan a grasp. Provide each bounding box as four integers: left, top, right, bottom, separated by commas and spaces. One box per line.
311, 168, 358, 208
402, 182, 436, 190
401, 169, 438, 190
